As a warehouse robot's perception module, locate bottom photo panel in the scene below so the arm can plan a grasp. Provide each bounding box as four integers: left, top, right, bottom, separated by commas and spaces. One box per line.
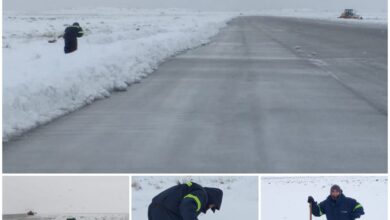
3, 176, 130, 220
131, 176, 258, 220
261, 176, 388, 220
2, 175, 388, 220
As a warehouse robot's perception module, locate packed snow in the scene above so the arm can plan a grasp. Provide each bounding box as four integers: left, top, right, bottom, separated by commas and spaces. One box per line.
132, 176, 258, 220
261, 176, 387, 220
3, 8, 237, 141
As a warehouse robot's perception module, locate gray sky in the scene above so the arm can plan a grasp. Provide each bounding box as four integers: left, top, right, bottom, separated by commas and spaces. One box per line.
3, 176, 129, 214
3, 0, 388, 12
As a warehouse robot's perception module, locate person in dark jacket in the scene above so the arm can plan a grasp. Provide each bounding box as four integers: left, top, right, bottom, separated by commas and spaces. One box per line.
148, 182, 223, 220
308, 185, 365, 220
63, 22, 84, 54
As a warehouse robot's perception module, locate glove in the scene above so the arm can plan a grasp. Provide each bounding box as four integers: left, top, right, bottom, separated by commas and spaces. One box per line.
307, 196, 315, 204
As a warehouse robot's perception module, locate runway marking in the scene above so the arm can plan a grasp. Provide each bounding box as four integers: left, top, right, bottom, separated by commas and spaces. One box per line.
308, 58, 388, 116
251, 22, 387, 116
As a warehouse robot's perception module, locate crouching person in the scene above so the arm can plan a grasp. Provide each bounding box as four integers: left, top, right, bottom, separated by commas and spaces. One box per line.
148, 182, 223, 220
62, 22, 84, 54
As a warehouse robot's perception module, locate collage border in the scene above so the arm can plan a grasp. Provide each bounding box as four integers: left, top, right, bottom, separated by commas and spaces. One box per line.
0, 1, 389, 220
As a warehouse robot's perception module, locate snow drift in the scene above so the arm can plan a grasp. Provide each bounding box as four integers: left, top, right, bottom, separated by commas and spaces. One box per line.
3, 8, 237, 141
132, 176, 258, 220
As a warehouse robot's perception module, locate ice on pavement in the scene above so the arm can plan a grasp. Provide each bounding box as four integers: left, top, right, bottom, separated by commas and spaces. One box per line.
3, 8, 237, 141
262, 176, 387, 220
132, 176, 258, 220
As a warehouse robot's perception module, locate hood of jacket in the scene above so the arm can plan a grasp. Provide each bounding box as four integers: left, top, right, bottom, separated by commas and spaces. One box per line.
204, 187, 223, 213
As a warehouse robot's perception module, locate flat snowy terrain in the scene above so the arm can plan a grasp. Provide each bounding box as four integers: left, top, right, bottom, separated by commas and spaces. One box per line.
262, 176, 388, 220
253, 9, 387, 25
3, 213, 129, 220
132, 176, 258, 220
3, 8, 236, 141
3, 176, 129, 217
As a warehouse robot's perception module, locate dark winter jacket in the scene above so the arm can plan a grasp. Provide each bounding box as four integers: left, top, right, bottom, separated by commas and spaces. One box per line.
63, 24, 84, 53
148, 182, 223, 220
312, 194, 364, 220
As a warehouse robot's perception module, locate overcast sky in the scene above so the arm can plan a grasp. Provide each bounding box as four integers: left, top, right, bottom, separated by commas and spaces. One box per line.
3, 0, 388, 12
3, 176, 129, 214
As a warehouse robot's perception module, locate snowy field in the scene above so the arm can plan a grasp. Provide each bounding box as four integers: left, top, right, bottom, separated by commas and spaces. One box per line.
252, 9, 388, 26
3, 8, 237, 141
262, 176, 388, 220
3, 176, 129, 218
132, 176, 258, 220
3, 213, 129, 220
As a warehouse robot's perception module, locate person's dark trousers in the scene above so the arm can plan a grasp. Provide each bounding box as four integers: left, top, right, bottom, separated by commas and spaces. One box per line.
148, 203, 181, 220
64, 38, 78, 54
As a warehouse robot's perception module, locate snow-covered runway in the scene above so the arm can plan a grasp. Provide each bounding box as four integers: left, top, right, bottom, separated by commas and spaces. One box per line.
3, 16, 387, 173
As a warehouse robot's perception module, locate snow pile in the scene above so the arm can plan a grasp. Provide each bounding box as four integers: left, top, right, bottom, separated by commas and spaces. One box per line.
132, 176, 258, 220
3, 8, 237, 141
262, 176, 387, 220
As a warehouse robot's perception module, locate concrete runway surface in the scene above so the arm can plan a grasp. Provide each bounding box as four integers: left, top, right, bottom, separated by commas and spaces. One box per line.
3, 16, 387, 173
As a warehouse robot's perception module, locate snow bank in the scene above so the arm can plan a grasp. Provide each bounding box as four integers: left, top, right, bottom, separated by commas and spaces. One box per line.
132, 176, 258, 220
3, 8, 237, 141
262, 176, 387, 220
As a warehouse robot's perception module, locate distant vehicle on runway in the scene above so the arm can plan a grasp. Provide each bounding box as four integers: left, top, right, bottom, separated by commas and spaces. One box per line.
339, 9, 363, 20
27, 211, 36, 216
